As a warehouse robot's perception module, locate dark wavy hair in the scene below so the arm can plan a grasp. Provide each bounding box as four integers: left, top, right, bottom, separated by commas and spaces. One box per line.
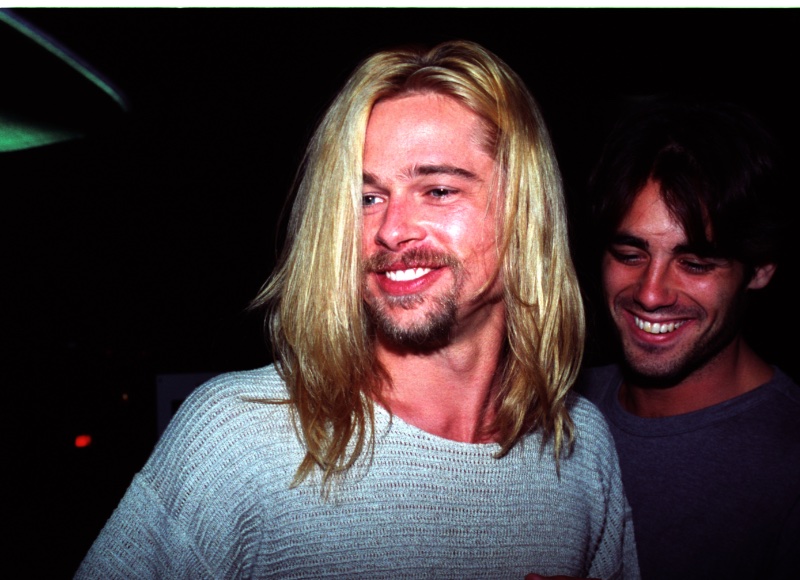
590, 98, 786, 276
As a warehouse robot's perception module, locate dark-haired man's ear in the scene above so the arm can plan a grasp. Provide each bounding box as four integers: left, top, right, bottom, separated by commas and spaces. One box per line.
747, 263, 777, 290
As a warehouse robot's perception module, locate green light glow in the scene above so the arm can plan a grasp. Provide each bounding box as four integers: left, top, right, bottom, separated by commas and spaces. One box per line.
0, 10, 126, 152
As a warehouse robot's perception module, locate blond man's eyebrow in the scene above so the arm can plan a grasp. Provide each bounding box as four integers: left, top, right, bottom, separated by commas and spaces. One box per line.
363, 164, 479, 186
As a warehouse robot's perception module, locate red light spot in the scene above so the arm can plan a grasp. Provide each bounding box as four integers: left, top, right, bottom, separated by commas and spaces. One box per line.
75, 434, 92, 448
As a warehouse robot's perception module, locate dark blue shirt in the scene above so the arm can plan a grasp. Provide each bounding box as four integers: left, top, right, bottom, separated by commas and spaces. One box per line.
578, 365, 800, 580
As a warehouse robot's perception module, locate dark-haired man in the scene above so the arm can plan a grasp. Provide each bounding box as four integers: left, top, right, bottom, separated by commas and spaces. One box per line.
579, 100, 800, 579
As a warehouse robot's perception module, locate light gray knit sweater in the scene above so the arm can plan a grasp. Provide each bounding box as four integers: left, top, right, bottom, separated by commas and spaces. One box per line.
77, 365, 639, 579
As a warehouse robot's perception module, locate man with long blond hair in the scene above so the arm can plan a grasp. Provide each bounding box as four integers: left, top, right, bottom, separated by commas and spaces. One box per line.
78, 40, 638, 578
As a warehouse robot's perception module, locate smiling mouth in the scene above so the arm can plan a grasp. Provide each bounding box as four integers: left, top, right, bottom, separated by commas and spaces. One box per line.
634, 316, 686, 335
384, 268, 433, 282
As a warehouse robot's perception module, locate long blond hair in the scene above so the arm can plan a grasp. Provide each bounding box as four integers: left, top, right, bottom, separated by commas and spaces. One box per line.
254, 40, 585, 489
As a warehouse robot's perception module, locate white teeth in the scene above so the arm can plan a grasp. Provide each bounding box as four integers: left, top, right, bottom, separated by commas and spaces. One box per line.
385, 268, 431, 282
635, 316, 684, 334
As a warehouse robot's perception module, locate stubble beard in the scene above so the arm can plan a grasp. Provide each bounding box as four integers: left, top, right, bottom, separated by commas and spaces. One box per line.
363, 249, 463, 349
614, 294, 747, 389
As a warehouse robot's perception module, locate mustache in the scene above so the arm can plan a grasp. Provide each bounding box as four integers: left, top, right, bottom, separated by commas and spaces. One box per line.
364, 248, 461, 273
615, 296, 702, 319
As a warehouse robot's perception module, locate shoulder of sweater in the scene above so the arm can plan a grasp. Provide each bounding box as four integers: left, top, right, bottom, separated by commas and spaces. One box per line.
564, 390, 620, 467
568, 388, 611, 429
142, 364, 299, 484
118, 366, 299, 568
182, 364, 288, 408
165, 364, 289, 433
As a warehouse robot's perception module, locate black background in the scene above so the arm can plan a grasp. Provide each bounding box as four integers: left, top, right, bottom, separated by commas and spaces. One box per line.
4, 8, 798, 576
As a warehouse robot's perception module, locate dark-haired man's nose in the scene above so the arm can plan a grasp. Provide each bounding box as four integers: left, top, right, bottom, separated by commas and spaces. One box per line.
633, 262, 678, 311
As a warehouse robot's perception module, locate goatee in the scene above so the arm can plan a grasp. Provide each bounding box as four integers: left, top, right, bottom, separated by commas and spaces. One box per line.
363, 248, 462, 349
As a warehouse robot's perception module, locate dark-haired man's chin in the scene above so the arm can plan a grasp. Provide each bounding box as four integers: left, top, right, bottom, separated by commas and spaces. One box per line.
621, 364, 689, 390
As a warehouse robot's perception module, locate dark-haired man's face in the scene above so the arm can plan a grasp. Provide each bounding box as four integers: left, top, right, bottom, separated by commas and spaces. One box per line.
601, 180, 772, 385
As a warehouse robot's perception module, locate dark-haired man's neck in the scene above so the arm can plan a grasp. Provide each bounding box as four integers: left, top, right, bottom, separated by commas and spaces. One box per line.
619, 336, 775, 418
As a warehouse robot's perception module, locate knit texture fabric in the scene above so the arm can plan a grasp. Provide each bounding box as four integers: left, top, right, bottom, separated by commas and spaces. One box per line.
77, 365, 639, 579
